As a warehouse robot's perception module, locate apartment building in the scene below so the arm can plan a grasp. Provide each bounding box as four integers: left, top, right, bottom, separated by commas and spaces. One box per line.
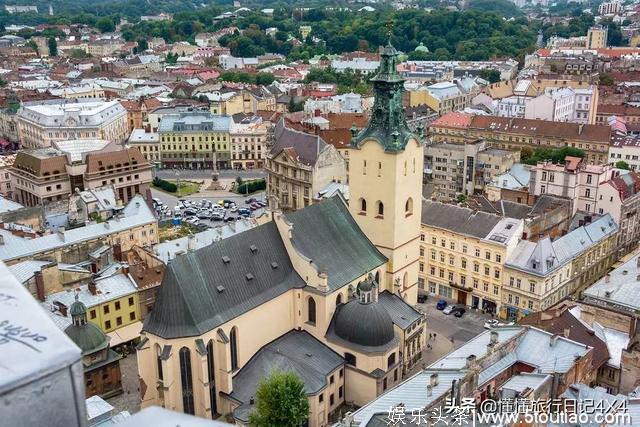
10, 140, 152, 206
16, 100, 128, 148
503, 214, 618, 320
429, 113, 612, 164
44, 271, 140, 334
127, 129, 160, 163
229, 114, 270, 170
425, 140, 520, 201
420, 201, 523, 315
609, 134, 640, 170
531, 157, 640, 254
265, 119, 346, 211
599, 0, 622, 15
158, 112, 232, 169
409, 77, 480, 115
0, 194, 157, 265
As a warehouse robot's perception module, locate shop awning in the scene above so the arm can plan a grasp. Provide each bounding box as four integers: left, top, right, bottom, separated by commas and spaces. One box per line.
107, 321, 143, 346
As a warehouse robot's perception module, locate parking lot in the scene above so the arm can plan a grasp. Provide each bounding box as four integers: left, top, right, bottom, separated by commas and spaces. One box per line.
151, 189, 267, 229
411, 297, 494, 370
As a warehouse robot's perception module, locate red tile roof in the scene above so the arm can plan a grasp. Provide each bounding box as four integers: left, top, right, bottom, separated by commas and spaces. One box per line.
468, 115, 611, 143
430, 112, 473, 129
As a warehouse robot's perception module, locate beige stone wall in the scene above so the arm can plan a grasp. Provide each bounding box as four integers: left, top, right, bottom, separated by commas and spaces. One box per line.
348, 138, 423, 303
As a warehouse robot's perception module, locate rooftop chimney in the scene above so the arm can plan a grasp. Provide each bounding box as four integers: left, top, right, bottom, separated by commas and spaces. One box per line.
187, 234, 196, 252
549, 334, 559, 347
34, 270, 45, 302
466, 354, 477, 369
88, 279, 97, 296
563, 328, 571, 338
490, 330, 499, 344
430, 373, 439, 387
605, 274, 610, 283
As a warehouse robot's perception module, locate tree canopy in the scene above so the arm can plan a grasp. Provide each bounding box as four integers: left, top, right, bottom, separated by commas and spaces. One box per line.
248, 370, 309, 427
521, 146, 586, 165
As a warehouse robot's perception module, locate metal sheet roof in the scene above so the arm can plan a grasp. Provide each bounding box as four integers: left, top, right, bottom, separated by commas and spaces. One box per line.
143, 221, 305, 339
231, 330, 344, 423
286, 196, 387, 291
377, 291, 423, 329
0, 195, 155, 262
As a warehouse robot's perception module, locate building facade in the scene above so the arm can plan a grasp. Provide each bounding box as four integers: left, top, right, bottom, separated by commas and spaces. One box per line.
266, 119, 346, 211
158, 113, 231, 169
10, 141, 152, 206
419, 201, 522, 314
16, 100, 128, 148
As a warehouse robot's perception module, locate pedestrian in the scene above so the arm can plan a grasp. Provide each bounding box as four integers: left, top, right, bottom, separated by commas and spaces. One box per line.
433, 333, 437, 340
450, 336, 454, 344
428, 333, 432, 340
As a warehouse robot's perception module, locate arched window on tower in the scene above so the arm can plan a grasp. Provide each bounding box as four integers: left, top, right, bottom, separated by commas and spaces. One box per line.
405, 197, 413, 215
377, 201, 384, 217
404, 160, 407, 176
179, 347, 195, 414
308, 297, 316, 324
403, 272, 408, 289
336, 293, 343, 305
375, 271, 380, 284
378, 161, 382, 177
360, 198, 367, 213
230, 327, 239, 371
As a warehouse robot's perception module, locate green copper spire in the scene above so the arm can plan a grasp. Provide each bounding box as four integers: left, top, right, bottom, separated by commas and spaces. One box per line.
352, 42, 418, 152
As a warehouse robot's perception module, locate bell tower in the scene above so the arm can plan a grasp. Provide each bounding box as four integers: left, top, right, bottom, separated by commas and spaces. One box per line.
348, 42, 424, 303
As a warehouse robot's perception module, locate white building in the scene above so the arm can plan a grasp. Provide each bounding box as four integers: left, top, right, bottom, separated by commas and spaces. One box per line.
331, 58, 380, 73
16, 100, 129, 148
599, 0, 622, 15
525, 87, 576, 122
304, 93, 365, 114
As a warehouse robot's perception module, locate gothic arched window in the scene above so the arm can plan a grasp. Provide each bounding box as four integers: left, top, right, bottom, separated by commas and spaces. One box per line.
179, 347, 195, 415
230, 327, 239, 371
308, 297, 316, 324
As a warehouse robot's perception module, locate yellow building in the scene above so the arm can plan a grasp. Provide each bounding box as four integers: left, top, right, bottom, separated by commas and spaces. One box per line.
45, 272, 141, 335
136, 44, 427, 426
587, 26, 608, 49
209, 91, 244, 116
419, 201, 523, 314
158, 112, 232, 169
501, 214, 618, 321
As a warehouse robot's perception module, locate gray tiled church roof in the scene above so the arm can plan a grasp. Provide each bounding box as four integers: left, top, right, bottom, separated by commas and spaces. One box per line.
143, 221, 305, 339
144, 196, 386, 339
286, 196, 387, 291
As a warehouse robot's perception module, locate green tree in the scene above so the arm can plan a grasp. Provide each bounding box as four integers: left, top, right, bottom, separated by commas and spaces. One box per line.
27, 40, 38, 56
136, 38, 149, 53
255, 72, 275, 86
48, 37, 58, 57
96, 17, 115, 33
479, 68, 501, 83
600, 73, 615, 86
248, 370, 309, 427
616, 160, 630, 170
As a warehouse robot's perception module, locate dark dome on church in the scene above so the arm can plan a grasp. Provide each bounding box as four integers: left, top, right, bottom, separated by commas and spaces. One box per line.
334, 299, 394, 347
65, 322, 109, 354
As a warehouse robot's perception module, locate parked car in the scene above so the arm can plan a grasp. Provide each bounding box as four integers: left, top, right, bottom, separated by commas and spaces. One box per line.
250, 202, 260, 210
224, 216, 236, 222
257, 201, 267, 207
238, 208, 251, 217
212, 212, 224, 221
152, 197, 162, 206
453, 307, 466, 317
245, 197, 257, 204
436, 300, 447, 310
230, 205, 238, 212
417, 294, 428, 303
185, 217, 200, 226
197, 211, 211, 219
442, 304, 456, 315
184, 208, 197, 216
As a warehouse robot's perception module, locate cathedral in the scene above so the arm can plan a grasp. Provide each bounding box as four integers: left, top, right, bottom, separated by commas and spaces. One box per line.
136, 43, 426, 427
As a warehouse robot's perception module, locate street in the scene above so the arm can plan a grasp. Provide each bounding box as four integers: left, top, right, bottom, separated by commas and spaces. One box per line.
412, 297, 492, 370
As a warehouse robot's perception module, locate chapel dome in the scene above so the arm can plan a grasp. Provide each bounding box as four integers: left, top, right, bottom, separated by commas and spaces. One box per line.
334, 299, 394, 347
